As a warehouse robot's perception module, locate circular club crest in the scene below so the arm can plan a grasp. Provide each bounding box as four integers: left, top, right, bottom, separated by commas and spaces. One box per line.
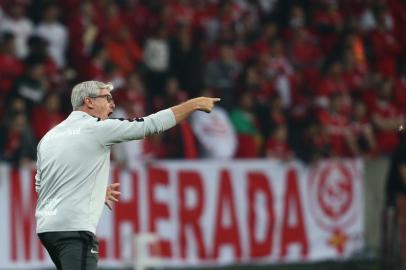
307, 161, 359, 231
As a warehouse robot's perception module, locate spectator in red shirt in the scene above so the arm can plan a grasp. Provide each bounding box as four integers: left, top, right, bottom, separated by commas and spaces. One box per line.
341, 47, 368, 95
242, 65, 274, 105
106, 26, 142, 76
371, 79, 404, 154
312, 0, 343, 55
123, 0, 154, 43
317, 61, 351, 115
287, 27, 322, 92
100, 1, 125, 37
250, 21, 278, 57
318, 92, 359, 156
66, 1, 102, 69
80, 43, 108, 81
266, 124, 294, 161
369, 6, 400, 77
159, 77, 195, 158
0, 32, 23, 100
388, 0, 406, 59
350, 99, 377, 156
283, 5, 308, 41
31, 92, 64, 141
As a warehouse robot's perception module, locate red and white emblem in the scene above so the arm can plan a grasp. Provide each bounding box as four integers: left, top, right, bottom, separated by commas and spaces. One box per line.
307, 160, 362, 254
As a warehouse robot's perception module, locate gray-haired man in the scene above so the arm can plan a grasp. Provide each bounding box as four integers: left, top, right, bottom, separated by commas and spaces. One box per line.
35, 81, 219, 270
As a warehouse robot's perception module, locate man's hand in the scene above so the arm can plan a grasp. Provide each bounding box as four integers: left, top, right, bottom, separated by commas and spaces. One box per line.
194, 97, 221, 113
105, 182, 121, 210
171, 97, 221, 123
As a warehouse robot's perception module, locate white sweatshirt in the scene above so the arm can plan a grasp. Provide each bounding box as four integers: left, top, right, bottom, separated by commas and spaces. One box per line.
35, 109, 176, 234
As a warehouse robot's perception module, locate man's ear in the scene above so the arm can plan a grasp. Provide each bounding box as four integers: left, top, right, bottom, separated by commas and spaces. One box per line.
83, 97, 94, 109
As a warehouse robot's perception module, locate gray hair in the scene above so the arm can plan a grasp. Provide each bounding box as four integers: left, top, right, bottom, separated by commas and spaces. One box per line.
71, 81, 114, 110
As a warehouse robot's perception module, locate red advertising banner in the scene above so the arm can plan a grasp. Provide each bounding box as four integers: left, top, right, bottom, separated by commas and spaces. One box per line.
0, 159, 364, 268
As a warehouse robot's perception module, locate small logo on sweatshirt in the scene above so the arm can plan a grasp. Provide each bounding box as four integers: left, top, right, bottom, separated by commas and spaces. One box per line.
36, 197, 61, 216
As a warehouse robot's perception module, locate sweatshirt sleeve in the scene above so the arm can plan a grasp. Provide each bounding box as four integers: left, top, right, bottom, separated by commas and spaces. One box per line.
94, 109, 176, 146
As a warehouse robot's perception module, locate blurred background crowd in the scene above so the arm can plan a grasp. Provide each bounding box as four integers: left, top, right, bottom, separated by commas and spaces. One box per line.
0, 0, 405, 168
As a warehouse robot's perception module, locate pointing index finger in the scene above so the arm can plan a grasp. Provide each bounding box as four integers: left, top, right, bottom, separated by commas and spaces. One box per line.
212, 98, 221, 102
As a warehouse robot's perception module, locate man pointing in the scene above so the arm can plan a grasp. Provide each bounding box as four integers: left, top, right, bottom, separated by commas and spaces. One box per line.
35, 81, 220, 270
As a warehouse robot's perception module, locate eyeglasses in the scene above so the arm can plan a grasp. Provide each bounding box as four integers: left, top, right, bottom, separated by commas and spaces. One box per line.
88, 94, 114, 103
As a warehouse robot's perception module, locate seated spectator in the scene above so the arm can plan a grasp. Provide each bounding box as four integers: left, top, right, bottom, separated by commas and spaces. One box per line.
258, 94, 287, 140
287, 27, 322, 92
318, 92, 359, 156
300, 119, 332, 163
341, 47, 368, 95
312, 0, 343, 55
31, 92, 64, 141
250, 21, 278, 57
241, 65, 273, 105
0, 32, 23, 104
317, 61, 351, 115
3, 96, 27, 117
101, 1, 125, 36
266, 124, 294, 161
230, 92, 262, 158
369, 6, 400, 77
371, 79, 404, 154
350, 99, 377, 156
283, 5, 308, 41
0, 112, 36, 167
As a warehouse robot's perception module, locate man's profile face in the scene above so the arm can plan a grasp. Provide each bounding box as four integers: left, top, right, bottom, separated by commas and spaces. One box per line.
90, 88, 115, 120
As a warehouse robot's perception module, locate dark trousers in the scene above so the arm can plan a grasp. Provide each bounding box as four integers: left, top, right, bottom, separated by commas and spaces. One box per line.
38, 231, 99, 270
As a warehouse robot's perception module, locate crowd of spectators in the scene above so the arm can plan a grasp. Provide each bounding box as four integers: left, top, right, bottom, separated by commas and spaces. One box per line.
0, 0, 405, 168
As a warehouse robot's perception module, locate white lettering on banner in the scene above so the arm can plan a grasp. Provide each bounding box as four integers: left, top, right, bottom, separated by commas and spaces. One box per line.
0, 160, 364, 268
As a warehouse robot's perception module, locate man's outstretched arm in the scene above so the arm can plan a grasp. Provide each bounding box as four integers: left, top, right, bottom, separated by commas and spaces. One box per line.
95, 97, 221, 146
170, 97, 221, 123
